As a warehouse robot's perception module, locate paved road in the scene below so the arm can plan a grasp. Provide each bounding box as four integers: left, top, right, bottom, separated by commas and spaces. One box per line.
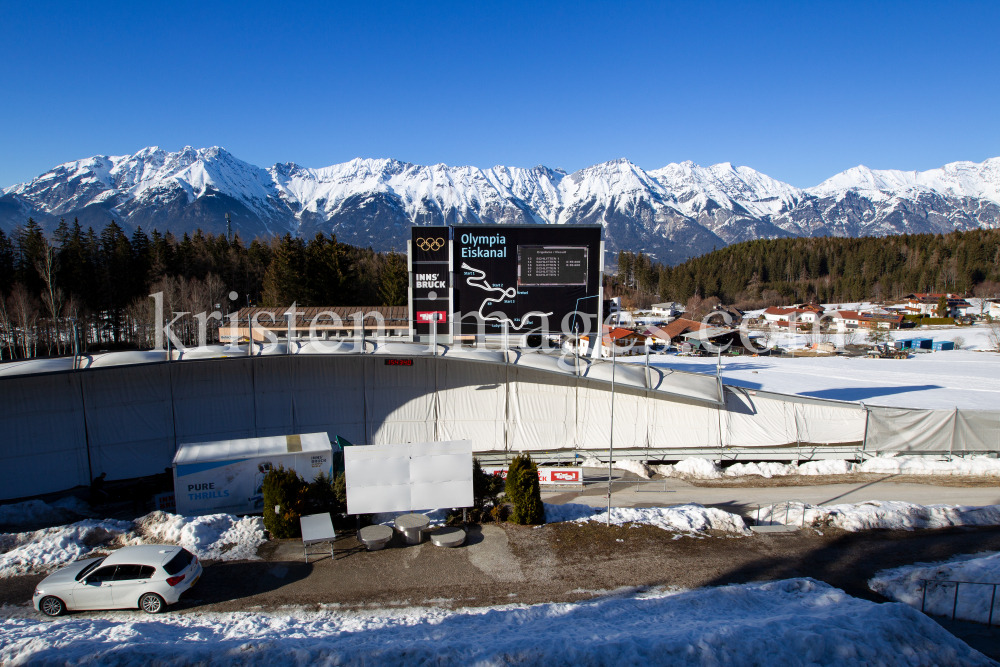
542, 468, 1000, 513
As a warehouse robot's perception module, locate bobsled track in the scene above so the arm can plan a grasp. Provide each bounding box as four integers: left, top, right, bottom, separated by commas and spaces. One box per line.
2, 340, 999, 500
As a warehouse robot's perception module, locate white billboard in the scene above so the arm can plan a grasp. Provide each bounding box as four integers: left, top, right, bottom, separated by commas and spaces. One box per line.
173, 433, 334, 516
345, 440, 473, 514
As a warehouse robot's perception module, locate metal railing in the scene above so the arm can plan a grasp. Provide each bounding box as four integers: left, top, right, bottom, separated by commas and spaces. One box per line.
921, 579, 1000, 626
632, 479, 676, 493
752, 500, 808, 528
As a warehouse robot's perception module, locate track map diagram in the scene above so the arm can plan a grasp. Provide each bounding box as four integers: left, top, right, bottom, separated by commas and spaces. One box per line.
461, 262, 553, 330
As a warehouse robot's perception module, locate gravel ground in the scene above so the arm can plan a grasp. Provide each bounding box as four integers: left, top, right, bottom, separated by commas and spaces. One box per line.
7, 523, 1000, 616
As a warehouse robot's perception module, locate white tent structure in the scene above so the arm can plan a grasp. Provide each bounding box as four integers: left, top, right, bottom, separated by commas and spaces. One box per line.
1, 341, 997, 500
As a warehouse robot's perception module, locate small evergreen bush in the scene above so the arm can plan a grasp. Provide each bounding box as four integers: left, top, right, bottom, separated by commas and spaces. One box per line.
505, 453, 544, 525
262, 466, 307, 538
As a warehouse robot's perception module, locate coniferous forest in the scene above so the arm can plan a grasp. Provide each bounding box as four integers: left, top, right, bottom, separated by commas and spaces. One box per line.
0, 218, 407, 358
613, 229, 1000, 310
3, 218, 1000, 359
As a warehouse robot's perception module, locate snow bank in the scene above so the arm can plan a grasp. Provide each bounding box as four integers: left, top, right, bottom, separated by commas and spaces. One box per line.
1, 578, 988, 666
871, 552, 1000, 624
860, 455, 1000, 476
544, 502, 748, 534
798, 459, 857, 475
133, 512, 266, 561
0, 519, 134, 578
757, 500, 1000, 532
656, 458, 860, 479
656, 457, 723, 479
0, 512, 266, 577
581, 457, 653, 479
0, 497, 91, 526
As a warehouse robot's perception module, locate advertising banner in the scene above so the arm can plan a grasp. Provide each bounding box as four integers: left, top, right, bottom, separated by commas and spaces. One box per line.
173, 438, 333, 516
482, 466, 584, 486
452, 225, 602, 336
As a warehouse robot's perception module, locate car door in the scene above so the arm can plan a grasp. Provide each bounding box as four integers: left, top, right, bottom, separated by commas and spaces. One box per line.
71, 565, 118, 610
110, 565, 154, 608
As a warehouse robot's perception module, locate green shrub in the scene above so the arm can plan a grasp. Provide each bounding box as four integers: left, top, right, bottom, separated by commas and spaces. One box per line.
505, 453, 544, 525
306, 471, 343, 515
333, 472, 347, 508
473, 457, 505, 511
262, 465, 307, 538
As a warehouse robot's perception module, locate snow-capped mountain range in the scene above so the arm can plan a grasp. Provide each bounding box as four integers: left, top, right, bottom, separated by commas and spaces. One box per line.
3, 147, 999, 264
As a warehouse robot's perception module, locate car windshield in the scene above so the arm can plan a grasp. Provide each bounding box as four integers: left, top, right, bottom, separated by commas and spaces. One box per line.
163, 549, 193, 575
74, 558, 106, 581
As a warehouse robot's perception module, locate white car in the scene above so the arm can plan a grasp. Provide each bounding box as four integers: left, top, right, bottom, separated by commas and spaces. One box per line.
33, 544, 203, 616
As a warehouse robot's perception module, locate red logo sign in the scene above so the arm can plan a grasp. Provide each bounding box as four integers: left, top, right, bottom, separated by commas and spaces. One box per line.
417, 311, 447, 323
551, 471, 580, 482
384, 359, 413, 366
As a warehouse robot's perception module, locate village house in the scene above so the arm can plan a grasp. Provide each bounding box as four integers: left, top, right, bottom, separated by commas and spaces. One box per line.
902, 293, 972, 317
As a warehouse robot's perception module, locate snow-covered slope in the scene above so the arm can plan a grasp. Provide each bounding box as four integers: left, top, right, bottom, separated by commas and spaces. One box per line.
4, 148, 1000, 264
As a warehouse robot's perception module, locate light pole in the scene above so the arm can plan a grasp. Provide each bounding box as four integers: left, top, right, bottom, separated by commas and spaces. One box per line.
608, 330, 616, 525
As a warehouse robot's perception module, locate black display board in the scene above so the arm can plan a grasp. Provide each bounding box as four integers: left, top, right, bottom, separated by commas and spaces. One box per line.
411, 227, 450, 337
452, 225, 602, 336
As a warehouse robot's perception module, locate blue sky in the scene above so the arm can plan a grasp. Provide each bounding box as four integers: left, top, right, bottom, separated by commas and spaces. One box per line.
2, 1, 998, 189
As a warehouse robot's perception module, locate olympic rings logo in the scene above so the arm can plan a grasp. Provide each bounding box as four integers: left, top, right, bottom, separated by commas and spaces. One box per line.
416, 237, 445, 252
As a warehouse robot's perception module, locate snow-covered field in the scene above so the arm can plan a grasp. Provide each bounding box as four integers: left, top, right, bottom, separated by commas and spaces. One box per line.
652, 455, 1000, 480
0, 509, 265, 578
643, 337, 1000, 410
756, 500, 1000, 532
544, 502, 749, 534
872, 551, 1000, 624
1, 578, 990, 666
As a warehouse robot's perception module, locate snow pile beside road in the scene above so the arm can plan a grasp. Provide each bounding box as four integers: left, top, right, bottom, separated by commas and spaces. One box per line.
656, 458, 861, 479
757, 500, 1000, 532
860, 455, 1000, 476
656, 457, 724, 479
723, 461, 798, 478
581, 457, 653, 478
870, 551, 1000, 623
1, 578, 988, 666
134, 511, 266, 561
798, 459, 858, 475
0, 497, 91, 526
655, 455, 1000, 479
0, 519, 134, 577
544, 503, 748, 534
0, 512, 266, 577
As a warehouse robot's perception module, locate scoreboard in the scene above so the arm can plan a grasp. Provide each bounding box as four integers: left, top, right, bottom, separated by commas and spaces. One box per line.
518, 246, 589, 286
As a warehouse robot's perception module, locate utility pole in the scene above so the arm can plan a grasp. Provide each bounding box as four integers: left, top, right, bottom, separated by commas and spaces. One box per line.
608, 334, 616, 526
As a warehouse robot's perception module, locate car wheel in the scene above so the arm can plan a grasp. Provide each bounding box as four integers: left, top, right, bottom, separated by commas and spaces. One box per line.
39, 596, 65, 617
139, 592, 165, 614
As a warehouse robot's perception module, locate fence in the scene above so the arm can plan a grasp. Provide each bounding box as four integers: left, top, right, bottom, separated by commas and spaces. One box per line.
921, 579, 1000, 625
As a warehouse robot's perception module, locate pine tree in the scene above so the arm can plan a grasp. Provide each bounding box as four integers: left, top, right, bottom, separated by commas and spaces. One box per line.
505, 453, 544, 524
378, 251, 408, 306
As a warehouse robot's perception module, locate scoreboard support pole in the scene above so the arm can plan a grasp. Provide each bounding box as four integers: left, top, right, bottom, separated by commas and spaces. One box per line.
592, 240, 606, 359
407, 239, 414, 342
